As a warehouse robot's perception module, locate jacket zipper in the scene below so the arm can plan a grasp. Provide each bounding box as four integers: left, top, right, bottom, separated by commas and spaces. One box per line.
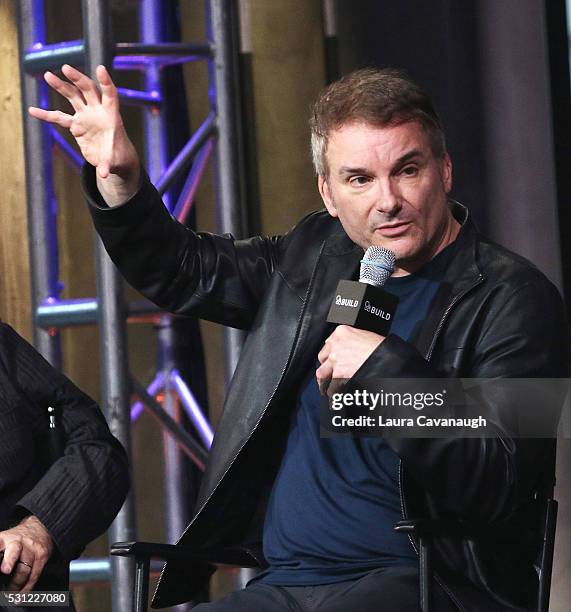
425, 274, 485, 361
397, 273, 485, 612
153, 242, 327, 599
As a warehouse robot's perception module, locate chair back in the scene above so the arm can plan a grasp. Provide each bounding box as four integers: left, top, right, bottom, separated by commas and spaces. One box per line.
536, 497, 558, 612
534, 441, 558, 612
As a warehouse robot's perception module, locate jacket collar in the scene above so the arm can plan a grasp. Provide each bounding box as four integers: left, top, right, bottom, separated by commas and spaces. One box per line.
322, 219, 364, 258
444, 199, 483, 285
414, 200, 485, 358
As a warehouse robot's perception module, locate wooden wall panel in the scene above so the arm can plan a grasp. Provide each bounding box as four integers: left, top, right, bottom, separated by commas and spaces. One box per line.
250, 0, 326, 234
0, 0, 31, 340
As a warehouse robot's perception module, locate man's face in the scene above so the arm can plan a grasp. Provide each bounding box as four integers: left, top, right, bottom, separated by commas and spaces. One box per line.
318, 121, 456, 276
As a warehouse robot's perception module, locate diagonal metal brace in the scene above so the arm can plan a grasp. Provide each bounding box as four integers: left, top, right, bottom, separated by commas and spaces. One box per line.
132, 379, 208, 471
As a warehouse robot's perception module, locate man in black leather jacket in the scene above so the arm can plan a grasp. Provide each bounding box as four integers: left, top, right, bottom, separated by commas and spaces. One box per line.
31, 66, 567, 611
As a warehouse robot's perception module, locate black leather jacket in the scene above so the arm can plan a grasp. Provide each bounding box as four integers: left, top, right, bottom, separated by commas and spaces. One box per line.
85, 167, 567, 611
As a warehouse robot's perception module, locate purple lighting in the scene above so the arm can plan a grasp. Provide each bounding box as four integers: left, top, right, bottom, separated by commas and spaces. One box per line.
131, 372, 164, 422
117, 87, 162, 107
174, 139, 213, 223
172, 370, 214, 448
51, 127, 83, 170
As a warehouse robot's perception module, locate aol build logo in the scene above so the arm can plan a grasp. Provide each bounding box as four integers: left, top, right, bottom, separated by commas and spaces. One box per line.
364, 300, 391, 321
335, 295, 359, 308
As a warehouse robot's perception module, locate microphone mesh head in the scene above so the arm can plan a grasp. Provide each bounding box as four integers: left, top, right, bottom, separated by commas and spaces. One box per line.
360, 246, 396, 287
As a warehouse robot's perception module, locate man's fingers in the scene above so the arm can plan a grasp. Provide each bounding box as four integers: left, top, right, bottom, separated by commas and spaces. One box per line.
43, 70, 86, 111
97, 162, 110, 180
1, 541, 22, 575
326, 378, 346, 399
28, 106, 73, 129
23, 548, 47, 592
317, 343, 329, 364
6, 561, 31, 591
2, 543, 48, 591
96, 65, 119, 110
61, 64, 101, 105
316, 361, 333, 395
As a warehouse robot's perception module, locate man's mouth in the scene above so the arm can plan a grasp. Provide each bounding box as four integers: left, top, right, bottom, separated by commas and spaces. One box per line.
375, 221, 411, 237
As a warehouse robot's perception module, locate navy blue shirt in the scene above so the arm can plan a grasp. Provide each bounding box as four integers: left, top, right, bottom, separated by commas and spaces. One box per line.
256, 243, 456, 586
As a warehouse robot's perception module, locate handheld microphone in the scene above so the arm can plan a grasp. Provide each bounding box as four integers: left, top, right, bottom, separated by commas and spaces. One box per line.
326, 246, 398, 336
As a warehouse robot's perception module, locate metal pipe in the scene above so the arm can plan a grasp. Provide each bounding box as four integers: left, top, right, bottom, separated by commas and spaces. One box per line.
132, 379, 208, 471
117, 87, 162, 107
130, 372, 164, 422
322, 0, 337, 37
173, 139, 213, 223
155, 112, 216, 196
237, 0, 252, 54
36, 298, 160, 328
23, 39, 85, 76
157, 324, 191, 545
207, 0, 247, 381
51, 127, 83, 170
70, 557, 165, 584
134, 558, 150, 612
70, 558, 113, 583
17, 0, 62, 367
36, 298, 97, 327
171, 369, 214, 448
116, 42, 212, 56
322, 0, 339, 83
114, 55, 208, 71
25, 41, 211, 76
211, 1, 257, 590
82, 2, 136, 610
236, 0, 262, 236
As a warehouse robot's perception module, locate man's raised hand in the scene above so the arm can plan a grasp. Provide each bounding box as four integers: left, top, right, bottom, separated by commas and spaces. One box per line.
28, 64, 140, 206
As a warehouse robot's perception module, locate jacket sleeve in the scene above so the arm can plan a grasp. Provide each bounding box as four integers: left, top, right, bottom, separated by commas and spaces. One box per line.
1, 324, 130, 561
350, 277, 568, 523
82, 164, 282, 331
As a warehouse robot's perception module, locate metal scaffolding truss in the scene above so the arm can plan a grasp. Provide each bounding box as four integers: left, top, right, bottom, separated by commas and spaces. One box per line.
17, 1, 245, 610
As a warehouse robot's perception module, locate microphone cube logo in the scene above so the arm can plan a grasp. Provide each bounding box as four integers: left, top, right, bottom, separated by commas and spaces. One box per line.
327, 280, 399, 336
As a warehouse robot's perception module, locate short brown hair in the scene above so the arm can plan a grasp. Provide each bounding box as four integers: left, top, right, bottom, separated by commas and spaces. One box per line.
309, 68, 446, 176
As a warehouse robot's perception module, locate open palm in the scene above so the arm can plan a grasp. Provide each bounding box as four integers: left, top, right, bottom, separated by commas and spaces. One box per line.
28, 64, 139, 200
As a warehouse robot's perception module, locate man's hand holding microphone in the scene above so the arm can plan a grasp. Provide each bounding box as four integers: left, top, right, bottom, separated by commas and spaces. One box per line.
317, 247, 398, 396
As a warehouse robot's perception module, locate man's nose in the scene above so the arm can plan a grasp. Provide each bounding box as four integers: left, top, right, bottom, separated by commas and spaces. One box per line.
374, 180, 401, 215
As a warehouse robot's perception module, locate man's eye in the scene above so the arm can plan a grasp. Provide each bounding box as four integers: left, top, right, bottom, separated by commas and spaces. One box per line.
349, 176, 370, 186
401, 166, 418, 177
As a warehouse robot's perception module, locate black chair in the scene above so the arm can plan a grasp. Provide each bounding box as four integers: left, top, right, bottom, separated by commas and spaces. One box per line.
394, 491, 558, 612
112, 487, 558, 612
110, 541, 259, 612
113, 442, 559, 612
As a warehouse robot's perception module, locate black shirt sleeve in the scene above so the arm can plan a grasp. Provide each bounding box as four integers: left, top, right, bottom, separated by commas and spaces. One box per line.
0, 323, 129, 560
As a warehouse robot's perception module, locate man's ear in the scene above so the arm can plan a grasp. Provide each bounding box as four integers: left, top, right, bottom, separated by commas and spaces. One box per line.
441, 153, 453, 194
318, 175, 338, 218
